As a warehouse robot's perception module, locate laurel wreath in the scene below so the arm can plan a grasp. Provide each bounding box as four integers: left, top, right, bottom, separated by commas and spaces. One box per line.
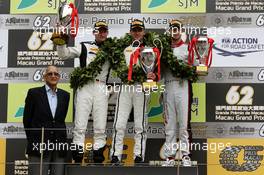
70, 38, 116, 89
111, 32, 160, 84
70, 32, 198, 90
159, 34, 198, 82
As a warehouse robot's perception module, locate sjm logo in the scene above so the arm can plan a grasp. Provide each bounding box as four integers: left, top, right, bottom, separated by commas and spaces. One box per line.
17, 0, 38, 9
148, 0, 168, 8
17, 0, 67, 10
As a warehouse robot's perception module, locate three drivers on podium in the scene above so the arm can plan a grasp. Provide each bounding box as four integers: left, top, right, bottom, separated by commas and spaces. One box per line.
23, 19, 193, 174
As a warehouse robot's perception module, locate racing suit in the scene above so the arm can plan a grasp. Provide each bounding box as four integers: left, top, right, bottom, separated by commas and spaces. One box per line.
110, 45, 149, 161
163, 41, 192, 159
57, 42, 110, 152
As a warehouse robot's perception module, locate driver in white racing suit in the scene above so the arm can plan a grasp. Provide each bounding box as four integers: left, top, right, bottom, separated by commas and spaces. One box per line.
162, 19, 192, 167
110, 19, 157, 165
52, 21, 110, 163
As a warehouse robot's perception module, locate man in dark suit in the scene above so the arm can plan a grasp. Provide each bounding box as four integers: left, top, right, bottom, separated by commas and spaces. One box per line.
23, 65, 70, 175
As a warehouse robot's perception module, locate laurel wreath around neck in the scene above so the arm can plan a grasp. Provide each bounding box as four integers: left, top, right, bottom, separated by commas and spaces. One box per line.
159, 34, 198, 82
70, 32, 198, 90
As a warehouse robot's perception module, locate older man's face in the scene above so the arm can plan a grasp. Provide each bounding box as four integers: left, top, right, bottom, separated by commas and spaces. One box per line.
44, 66, 60, 87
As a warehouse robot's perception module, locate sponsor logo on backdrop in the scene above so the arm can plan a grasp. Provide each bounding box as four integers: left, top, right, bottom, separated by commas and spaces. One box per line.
214, 37, 264, 57
208, 123, 263, 138
148, 0, 168, 8
208, 139, 264, 175
207, 0, 264, 13
211, 68, 226, 81
229, 125, 255, 135
0, 68, 72, 83
2, 125, 25, 135
210, 15, 252, 26
0, 16, 31, 27
192, 125, 207, 138
227, 16, 252, 25
17, 0, 37, 9
207, 68, 263, 83
11, 0, 74, 14
5, 17, 30, 26
220, 146, 263, 172
211, 15, 224, 26
4, 71, 29, 80
207, 84, 264, 122
210, 28, 264, 67
8, 30, 74, 67
141, 0, 206, 13
228, 70, 253, 79
215, 125, 227, 136
79, 0, 137, 13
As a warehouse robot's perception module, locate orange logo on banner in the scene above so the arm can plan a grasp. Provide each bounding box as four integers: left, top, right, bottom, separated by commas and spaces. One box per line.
208, 139, 264, 175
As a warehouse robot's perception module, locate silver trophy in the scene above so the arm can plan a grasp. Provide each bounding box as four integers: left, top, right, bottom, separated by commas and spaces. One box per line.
196, 36, 210, 65
139, 38, 162, 88
53, 2, 79, 45
188, 36, 214, 76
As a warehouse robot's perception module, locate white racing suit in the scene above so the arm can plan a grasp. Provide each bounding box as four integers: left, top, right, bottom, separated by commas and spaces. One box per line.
110, 45, 150, 161
57, 42, 110, 151
163, 43, 192, 159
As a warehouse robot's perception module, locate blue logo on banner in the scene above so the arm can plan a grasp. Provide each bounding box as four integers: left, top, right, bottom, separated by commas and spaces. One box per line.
18, 0, 37, 9
15, 107, 24, 118
148, 0, 168, 8
213, 45, 264, 57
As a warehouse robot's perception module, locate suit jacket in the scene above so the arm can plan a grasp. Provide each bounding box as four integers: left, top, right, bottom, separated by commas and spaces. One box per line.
23, 85, 70, 156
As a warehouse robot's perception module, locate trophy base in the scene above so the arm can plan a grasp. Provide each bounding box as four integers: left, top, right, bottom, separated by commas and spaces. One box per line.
142, 81, 157, 90
196, 65, 208, 76
52, 37, 67, 46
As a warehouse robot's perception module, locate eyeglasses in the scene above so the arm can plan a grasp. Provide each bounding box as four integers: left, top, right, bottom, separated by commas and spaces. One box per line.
46, 72, 60, 77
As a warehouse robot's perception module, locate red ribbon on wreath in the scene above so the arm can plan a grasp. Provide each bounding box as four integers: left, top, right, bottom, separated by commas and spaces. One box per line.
69, 3, 79, 37
128, 46, 161, 81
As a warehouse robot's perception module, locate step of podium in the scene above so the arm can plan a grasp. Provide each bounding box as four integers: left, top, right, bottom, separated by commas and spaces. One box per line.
66, 164, 199, 175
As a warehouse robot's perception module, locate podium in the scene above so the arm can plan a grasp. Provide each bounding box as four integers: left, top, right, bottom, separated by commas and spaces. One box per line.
66, 163, 199, 175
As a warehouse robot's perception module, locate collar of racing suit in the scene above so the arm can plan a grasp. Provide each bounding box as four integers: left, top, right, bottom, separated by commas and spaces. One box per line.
95, 40, 104, 48
171, 39, 184, 48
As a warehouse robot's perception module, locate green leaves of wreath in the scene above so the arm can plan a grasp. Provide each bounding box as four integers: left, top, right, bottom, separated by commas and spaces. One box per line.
111, 32, 159, 84
70, 32, 158, 89
70, 38, 116, 90
159, 34, 198, 82
70, 32, 198, 90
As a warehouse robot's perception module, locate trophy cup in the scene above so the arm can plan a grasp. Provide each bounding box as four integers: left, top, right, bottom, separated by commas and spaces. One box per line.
188, 36, 214, 76
52, 2, 79, 45
139, 47, 160, 89
127, 39, 161, 89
